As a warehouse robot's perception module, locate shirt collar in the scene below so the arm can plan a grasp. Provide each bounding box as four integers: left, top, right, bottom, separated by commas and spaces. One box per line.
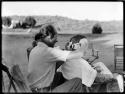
37, 42, 48, 47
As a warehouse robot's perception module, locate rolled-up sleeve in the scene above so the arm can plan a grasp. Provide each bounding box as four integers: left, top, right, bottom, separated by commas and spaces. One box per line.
48, 48, 71, 62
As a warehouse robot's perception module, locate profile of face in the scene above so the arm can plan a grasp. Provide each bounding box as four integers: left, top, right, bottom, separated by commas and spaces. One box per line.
44, 34, 58, 47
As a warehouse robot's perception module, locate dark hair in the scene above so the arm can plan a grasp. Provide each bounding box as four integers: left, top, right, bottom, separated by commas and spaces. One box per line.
34, 32, 42, 41
40, 24, 57, 38
34, 24, 57, 41
32, 41, 37, 47
70, 34, 86, 44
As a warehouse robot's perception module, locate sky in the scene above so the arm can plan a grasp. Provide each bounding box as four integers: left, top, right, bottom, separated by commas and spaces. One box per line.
2, 2, 123, 21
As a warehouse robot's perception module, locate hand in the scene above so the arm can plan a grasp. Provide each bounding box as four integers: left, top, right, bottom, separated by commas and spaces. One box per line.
93, 66, 103, 73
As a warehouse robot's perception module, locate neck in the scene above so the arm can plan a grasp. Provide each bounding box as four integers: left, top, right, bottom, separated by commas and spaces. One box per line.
38, 41, 54, 48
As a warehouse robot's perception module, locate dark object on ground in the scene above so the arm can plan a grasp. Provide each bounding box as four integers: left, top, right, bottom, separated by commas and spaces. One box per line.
92, 23, 103, 34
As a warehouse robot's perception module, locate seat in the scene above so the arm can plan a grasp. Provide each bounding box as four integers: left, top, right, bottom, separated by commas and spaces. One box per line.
114, 44, 123, 71
10, 64, 31, 92
86, 42, 100, 64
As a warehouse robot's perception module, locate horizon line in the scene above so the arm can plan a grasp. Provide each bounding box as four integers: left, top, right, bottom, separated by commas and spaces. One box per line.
2, 14, 123, 22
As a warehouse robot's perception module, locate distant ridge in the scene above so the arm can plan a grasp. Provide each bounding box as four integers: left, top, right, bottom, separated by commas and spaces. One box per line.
2, 15, 123, 34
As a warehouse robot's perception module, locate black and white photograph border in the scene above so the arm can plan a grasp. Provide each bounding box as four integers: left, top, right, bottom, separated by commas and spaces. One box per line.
1, 1, 124, 93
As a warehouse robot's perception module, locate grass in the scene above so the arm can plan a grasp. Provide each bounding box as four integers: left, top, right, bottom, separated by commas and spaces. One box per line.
2, 29, 123, 92
2, 15, 123, 92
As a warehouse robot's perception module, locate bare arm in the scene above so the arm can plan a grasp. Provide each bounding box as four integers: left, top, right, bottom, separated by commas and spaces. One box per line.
66, 50, 83, 60
49, 47, 84, 62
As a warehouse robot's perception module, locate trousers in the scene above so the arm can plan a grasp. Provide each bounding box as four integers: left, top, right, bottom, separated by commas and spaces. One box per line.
51, 77, 84, 92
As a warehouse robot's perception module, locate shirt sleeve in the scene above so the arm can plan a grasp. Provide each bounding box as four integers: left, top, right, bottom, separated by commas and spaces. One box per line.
48, 47, 71, 62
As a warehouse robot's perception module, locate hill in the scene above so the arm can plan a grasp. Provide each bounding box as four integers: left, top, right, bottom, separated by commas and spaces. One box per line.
2, 15, 123, 34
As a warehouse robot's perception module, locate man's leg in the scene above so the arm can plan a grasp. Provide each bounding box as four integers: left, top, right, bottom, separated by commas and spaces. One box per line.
50, 61, 67, 90
50, 72, 67, 90
51, 78, 84, 92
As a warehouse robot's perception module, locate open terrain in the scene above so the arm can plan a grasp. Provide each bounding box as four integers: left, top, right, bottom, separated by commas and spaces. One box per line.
2, 15, 123, 92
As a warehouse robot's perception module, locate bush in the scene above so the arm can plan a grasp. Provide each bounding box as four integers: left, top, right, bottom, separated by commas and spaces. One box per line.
21, 22, 27, 29
23, 16, 36, 28
92, 23, 103, 34
2, 17, 12, 27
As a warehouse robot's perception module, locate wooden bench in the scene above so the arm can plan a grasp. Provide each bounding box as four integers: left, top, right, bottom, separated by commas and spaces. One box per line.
114, 44, 123, 71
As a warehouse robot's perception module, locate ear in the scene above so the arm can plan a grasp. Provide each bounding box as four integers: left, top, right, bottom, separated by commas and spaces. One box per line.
79, 39, 88, 49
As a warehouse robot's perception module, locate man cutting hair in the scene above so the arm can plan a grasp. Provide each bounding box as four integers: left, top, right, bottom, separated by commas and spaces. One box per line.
27, 24, 85, 92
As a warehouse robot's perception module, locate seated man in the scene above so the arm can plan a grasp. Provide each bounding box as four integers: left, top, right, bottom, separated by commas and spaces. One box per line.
27, 25, 85, 92
57, 34, 114, 88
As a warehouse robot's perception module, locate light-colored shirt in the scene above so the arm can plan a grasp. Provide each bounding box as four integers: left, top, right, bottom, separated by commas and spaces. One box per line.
27, 42, 70, 89
57, 58, 97, 87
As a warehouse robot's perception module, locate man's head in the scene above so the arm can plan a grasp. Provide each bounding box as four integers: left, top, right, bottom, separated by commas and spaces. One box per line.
34, 24, 58, 47
65, 34, 88, 52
